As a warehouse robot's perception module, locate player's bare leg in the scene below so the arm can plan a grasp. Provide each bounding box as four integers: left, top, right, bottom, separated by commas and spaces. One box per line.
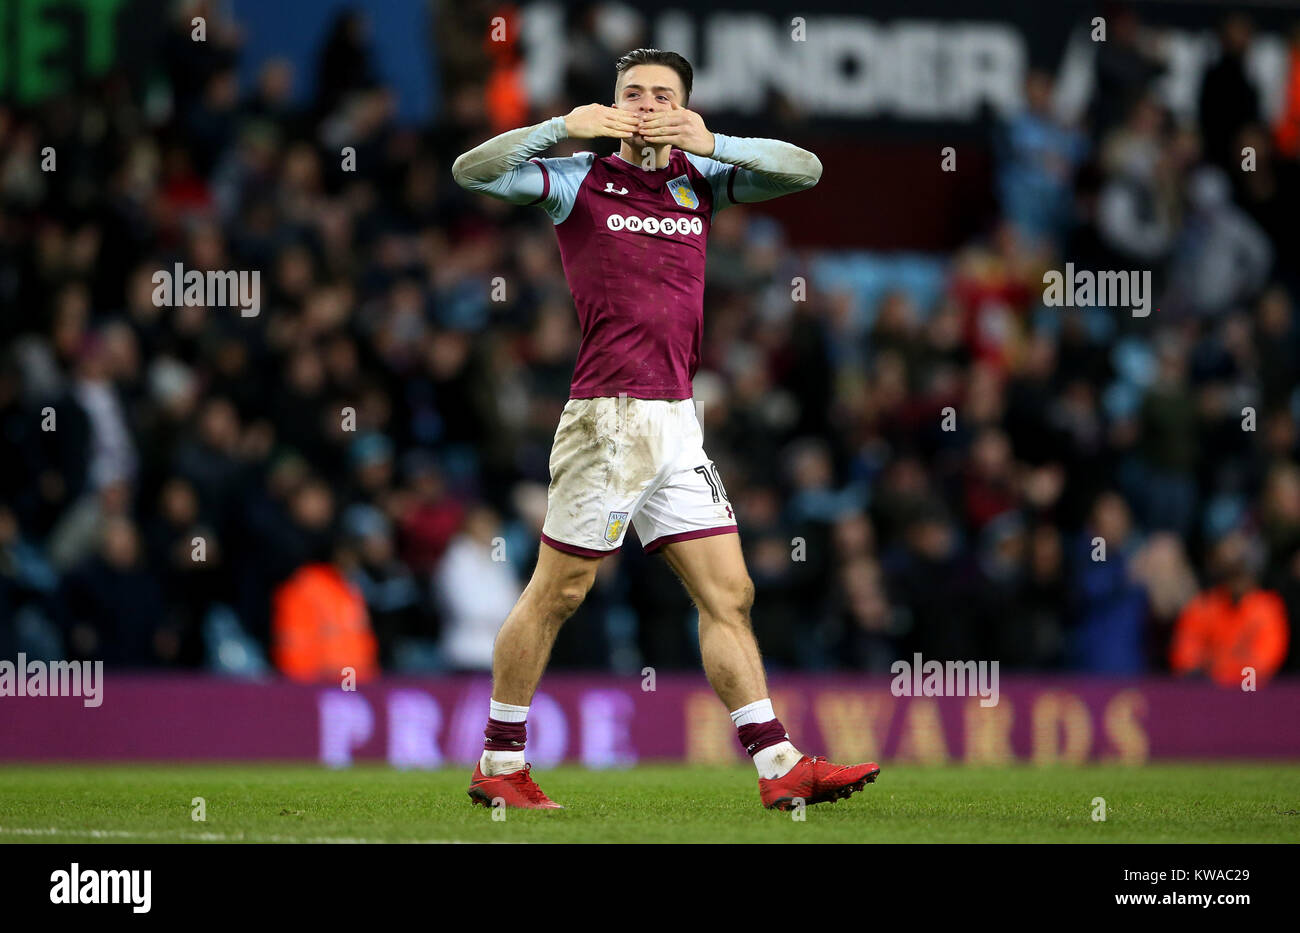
468, 541, 599, 808
491, 541, 601, 706
659, 532, 767, 710
660, 531, 880, 809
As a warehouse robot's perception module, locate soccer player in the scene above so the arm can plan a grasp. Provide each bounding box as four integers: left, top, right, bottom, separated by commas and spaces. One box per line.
452, 48, 880, 809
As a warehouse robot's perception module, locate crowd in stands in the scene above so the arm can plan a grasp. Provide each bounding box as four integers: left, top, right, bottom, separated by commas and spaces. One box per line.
0, 3, 1294, 684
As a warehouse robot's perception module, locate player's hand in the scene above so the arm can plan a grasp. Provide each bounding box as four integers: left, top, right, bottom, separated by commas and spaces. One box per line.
638, 103, 715, 156
563, 104, 640, 140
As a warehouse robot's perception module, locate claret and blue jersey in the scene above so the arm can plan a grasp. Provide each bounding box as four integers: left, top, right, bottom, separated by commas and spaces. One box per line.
466, 116, 813, 401
530, 146, 725, 400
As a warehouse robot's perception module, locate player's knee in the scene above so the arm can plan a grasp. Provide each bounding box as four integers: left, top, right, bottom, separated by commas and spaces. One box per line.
550, 584, 589, 621
702, 576, 755, 625
526, 549, 599, 625
535, 571, 595, 625
734, 576, 756, 617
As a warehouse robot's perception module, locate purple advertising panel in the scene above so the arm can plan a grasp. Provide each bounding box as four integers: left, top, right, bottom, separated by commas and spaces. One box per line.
1, 674, 1297, 766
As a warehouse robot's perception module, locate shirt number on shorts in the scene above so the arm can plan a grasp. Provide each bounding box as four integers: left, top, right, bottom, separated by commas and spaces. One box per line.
694, 463, 729, 503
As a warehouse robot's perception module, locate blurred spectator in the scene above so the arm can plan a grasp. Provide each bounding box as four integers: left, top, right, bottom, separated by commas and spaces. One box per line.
1130, 531, 1199, 665
272, 560, 378, 684
0, 505, 60, 650
996, 70, 1088, 246
1132, 340, 1198, 536
833, 556, 896, 672
1067, 492, 1147, 674
1198, 14, 1261, 173
145, 476, 224, 665
340, 503, 427, 666
1171, 531, 1289, 687
315, 11, 377, 119
72, 330, 138, 492
1274, 24, 1300, 159
1164, 167, 1272, 317
1091, 4, 1168, 140
962, 427, 1019, 531
885, 503, 986, 660
434, 505, 521, 671
1021, 524, 1068, 666
66, 515, 166, 666
1096, 94, 1180, 263
394, 452, 464, 577
564, 4, 646, 108
742, 485, 805, 668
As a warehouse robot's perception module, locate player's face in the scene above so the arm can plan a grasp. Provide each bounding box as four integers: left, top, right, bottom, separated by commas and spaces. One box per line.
615, 64, 686, 151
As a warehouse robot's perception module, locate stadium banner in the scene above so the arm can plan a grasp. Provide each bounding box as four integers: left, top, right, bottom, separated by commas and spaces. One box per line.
0, 0, 169, 104
1, 675, 1297, 765
519, 0, 1300, 249
523, 0, 1299, 131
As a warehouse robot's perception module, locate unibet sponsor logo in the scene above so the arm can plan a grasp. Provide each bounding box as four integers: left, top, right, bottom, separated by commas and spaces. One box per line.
606, 214, 703, 237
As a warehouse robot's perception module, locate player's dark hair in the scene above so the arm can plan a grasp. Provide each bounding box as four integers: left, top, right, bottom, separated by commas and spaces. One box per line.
614, 49, 693, 104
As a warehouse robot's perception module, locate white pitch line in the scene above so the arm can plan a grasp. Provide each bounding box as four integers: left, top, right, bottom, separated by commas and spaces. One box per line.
0, 826, 523, 844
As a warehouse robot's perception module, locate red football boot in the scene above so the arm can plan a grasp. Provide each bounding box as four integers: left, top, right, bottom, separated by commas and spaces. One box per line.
467, 763, 564, 809
758, 755, 880, 810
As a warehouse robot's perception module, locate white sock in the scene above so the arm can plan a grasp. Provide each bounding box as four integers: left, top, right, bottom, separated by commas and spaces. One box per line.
482, 699, 529, 776
480, 749, 525, 776
753, 741, 802, 780
488, 699, 529, 723
730, 699, 802, 779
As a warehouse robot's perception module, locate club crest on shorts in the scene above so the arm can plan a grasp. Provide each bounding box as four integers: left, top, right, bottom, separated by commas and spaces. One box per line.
666, 175, 699, 210
604, 511, 629, 543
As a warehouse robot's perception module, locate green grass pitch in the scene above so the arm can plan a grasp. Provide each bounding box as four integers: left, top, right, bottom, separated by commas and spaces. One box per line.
0, 762, 1296, 843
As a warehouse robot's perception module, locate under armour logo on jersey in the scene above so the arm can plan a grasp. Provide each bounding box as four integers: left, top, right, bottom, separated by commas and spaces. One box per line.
604, 182, 629, 195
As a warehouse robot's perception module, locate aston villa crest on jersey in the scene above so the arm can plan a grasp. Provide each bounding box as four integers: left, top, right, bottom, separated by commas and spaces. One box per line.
666, 174, 699, 210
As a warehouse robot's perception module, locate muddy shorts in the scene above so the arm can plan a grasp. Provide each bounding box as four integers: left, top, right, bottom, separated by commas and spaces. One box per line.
539, 397, 738, 556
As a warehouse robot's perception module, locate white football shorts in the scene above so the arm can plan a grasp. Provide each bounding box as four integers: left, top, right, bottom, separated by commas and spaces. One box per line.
539, 397, 738, 557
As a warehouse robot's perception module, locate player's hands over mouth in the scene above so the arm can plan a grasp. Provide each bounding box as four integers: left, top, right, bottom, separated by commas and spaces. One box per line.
564, 104, 641, 140
639, 103, 715, 157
